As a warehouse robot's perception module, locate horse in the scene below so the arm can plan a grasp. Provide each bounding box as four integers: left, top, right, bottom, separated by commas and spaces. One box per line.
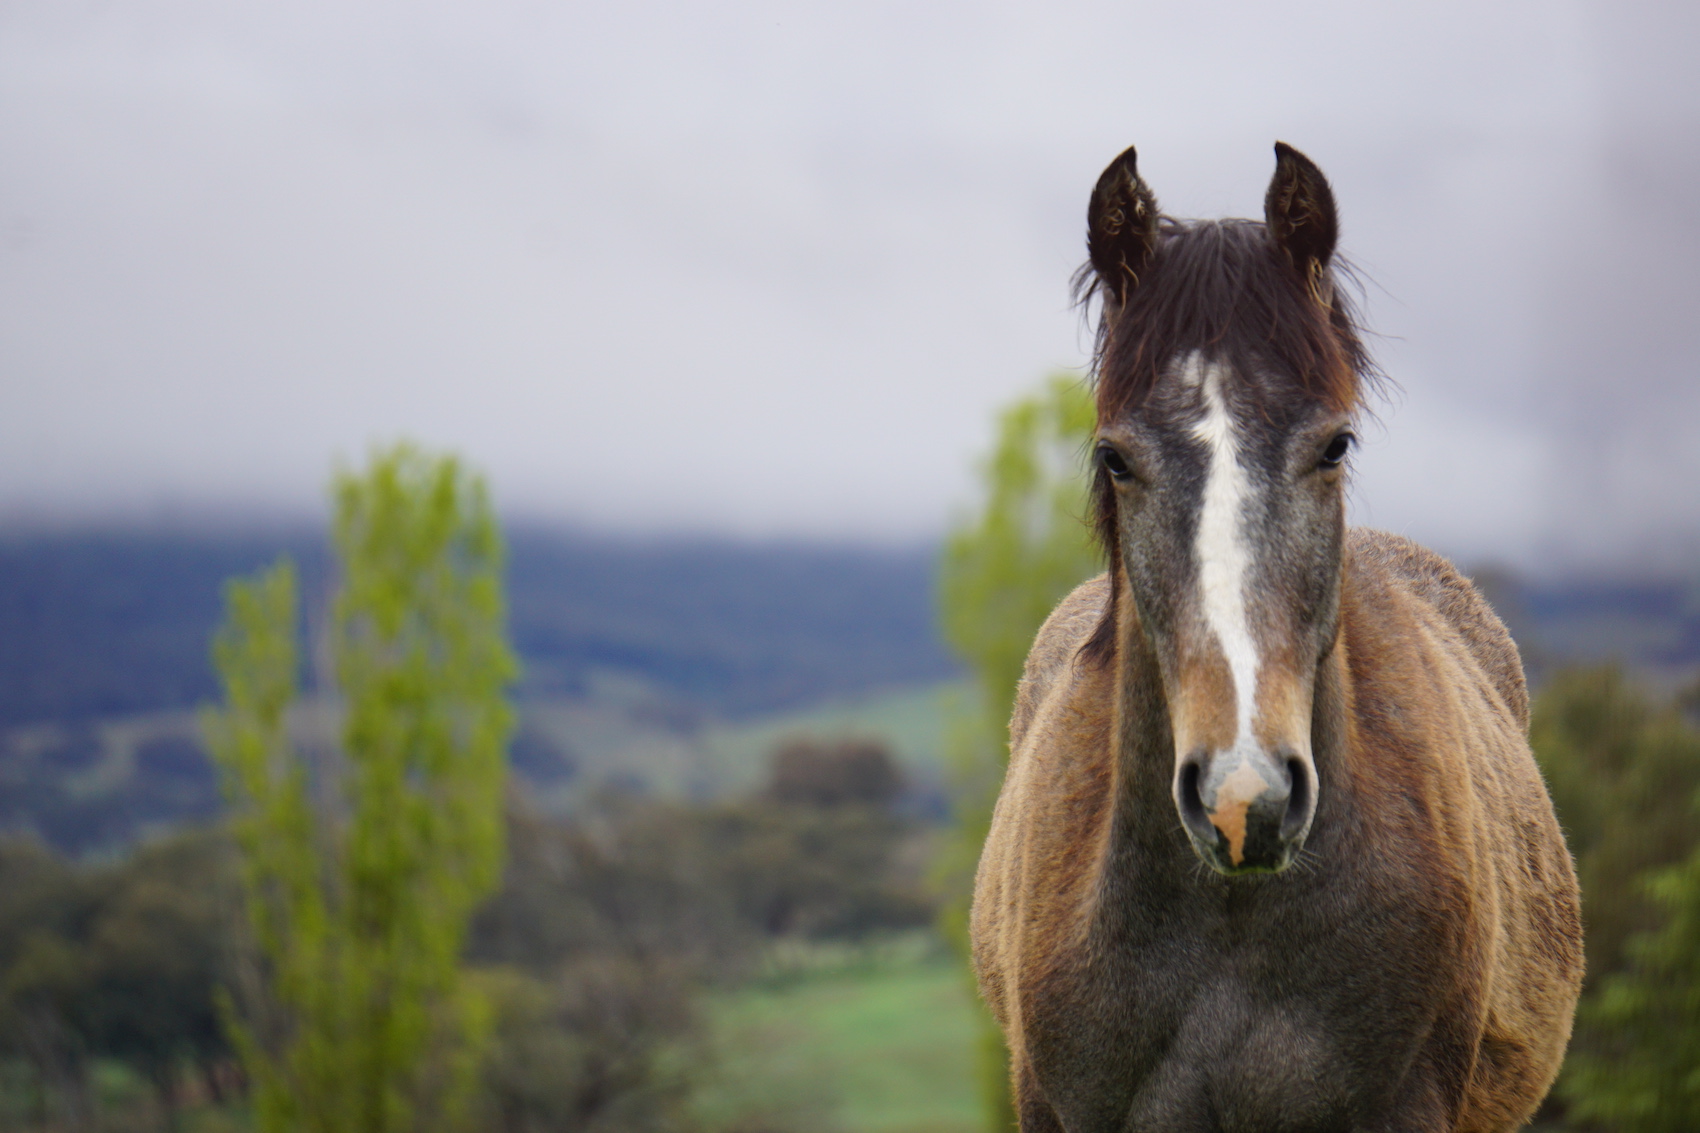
969, 143, 1583, 1133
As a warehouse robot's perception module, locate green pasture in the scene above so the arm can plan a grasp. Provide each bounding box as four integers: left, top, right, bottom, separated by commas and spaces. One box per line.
691, 938, 985, 1133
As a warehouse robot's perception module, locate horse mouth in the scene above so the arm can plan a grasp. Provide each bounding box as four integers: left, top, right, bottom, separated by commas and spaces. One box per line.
1187, 821, 1300, 875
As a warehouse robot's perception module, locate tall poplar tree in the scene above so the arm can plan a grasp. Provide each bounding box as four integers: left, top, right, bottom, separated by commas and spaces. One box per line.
936, 373, 1101, 1131
205, 445, 517, 1133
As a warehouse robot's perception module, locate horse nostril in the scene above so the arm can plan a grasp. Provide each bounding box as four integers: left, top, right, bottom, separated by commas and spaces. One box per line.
1281, 757, 1312, 841
1176, 753, 1311, 871
1177, 760, 1208, 829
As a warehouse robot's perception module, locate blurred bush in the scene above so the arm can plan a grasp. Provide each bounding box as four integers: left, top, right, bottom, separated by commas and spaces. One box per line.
472, 954, 697, 1133
0, 730, 935, 1132
766, 738, 902, 811
0, 829, 237, 1130
1528, 666, 1700, 1130
1534, 668, 1700, 986
471, 737, 931, 1131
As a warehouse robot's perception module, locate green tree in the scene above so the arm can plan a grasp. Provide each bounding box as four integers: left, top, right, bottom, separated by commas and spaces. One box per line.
1528, 667, 1700, 1131
936, 372, 1101, 1130
0, 832, 238, 1130
205, 445, 518, 1133
84, 830, 236, 1129
1531, 667, 1700, 986
1563, 837, 1700, 1131
0, 838, 100, 1129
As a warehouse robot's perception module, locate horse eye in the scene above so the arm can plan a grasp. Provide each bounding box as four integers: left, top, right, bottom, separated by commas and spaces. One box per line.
1098, 445, 1132, 480
1319, 432, 1354, 469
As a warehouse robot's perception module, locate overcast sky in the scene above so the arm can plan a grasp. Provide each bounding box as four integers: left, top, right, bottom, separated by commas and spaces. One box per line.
1, 1, 1696, 573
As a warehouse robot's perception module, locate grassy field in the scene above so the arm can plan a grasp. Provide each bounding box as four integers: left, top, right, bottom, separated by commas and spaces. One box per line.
691, 938, 987, 1133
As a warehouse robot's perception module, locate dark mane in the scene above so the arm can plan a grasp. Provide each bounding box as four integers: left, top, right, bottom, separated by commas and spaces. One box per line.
1074, 216, 1375, 420
1076, 216, 1380, 664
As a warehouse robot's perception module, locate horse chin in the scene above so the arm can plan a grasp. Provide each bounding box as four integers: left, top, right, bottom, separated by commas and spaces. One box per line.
1190, 836, 1292, 871
1182, 813, 1306, 877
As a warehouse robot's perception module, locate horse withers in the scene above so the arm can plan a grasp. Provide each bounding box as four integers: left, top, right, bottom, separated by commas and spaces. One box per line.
970, 144, 1583, 1132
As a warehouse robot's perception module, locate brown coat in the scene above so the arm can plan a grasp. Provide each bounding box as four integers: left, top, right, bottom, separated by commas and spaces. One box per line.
972, 528, 1583, 1132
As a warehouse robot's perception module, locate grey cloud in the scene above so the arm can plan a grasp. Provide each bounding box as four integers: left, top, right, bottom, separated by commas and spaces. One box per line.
0, 0, 1694, 569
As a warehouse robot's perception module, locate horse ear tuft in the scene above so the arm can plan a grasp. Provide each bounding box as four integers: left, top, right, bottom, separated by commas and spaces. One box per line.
1265, 142, 1338, 303
1087, 145, 1160, 305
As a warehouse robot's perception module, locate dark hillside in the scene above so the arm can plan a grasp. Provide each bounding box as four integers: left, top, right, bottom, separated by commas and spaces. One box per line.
0, 526, 957, 731
506, 532, 955, 716
0, 531, 329, 729
0, 525, 960, 852
1471, 568, 1700, 683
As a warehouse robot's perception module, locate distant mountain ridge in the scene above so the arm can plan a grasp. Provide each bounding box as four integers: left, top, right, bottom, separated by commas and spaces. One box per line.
1470, 566, 1700, 686
0, 530, 327, 729
1, 526, 1696, 853
0, 526, 959, 731
0, 526, 964, 852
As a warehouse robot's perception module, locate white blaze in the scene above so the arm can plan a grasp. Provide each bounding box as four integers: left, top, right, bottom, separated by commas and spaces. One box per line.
1187, 355, 1261, 767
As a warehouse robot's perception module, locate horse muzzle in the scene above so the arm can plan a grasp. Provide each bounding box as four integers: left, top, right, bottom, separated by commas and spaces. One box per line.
1175, 747, 1314, 874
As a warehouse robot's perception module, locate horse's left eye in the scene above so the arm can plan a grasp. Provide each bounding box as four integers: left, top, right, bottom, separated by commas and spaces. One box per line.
1320, 432, 1354, 469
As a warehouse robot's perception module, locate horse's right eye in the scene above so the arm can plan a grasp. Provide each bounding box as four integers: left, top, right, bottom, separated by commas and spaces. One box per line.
1319, 432, 1354, 470
1098, 445, 1132, 480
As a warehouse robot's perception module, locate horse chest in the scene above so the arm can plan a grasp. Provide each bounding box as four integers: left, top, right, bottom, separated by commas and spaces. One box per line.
1019, 869, 1471, 1133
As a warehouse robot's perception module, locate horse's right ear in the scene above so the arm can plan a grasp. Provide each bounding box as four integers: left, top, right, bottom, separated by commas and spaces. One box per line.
1086, 145, 1159, 304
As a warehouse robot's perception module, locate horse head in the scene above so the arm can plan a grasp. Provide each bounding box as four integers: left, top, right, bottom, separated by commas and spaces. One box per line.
1080, 143, 1372, 875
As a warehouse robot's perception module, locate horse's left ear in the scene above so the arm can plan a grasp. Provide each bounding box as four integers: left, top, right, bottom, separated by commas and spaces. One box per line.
1264, 142, 1338, 303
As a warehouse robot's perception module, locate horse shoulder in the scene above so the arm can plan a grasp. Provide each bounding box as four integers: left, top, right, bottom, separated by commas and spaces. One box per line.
1343, 528, 1583, 1127
1010, 574, 1112, 751
1344, 528, 1529, 730
972, 574, 1115, 1029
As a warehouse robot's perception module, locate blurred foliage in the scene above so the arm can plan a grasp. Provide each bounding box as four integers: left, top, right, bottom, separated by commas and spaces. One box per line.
77, 833, 236, 1115
474, 959, 695, 1133
1564, 842, 1700, 1130
938, 373, 1101, 738
934, 372, 1100, 911
468, 802, 707, 1133
467, 736, 933, 1132
205, 445, 517, 1133
1528, 666, 1700, 1130
935, 372, 1100, 1132
0, 829, 237, 1130
766, 738, 902, 811
1532, 668, 1700, 986
0, 726, 932, 1132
